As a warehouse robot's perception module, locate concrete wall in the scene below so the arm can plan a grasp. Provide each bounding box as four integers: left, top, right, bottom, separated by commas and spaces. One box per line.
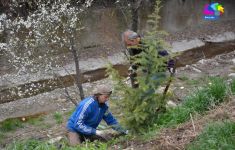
79, 0, 235, 47
160, 0, 235, 32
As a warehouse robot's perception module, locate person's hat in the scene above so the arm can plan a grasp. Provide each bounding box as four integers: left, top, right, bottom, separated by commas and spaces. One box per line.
123, 30, 141, 47
93, 85, 112, 95
128, 31, 139, 40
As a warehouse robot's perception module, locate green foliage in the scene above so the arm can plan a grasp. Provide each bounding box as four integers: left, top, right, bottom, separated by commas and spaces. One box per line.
106, 0, 171, 134
7, 138, 107, 150
187, 121, 235, 150
0, 132, 4, 144
7, 139, 57, 150
0, 118, 23, 132
156, 77, 228, 127
53, 112, 63, 124
207, 77, 227, 104
27, 117, 44, 126
0, 116, 46, 142
230, 78, 235, 94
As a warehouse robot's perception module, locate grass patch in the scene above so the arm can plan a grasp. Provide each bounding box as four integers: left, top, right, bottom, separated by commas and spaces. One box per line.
7, 139, 57, 150
0, 118, 23, 132
207, 77, 227, 103
155, 77, 228, 128
230, 78, 235, 94
0, 132, 5, 145
7, 138, 108, 150
26, 116, 44, 126
53, 112, 63, 124
26, 116, 53, 129
187, 121, 235, 150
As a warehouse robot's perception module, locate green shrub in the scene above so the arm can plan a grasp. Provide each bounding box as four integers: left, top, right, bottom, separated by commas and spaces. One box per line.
106, 0, 171, 134
187, 121, 235, 150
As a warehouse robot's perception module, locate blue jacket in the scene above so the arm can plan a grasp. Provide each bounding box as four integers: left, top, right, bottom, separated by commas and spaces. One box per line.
67, 96, 118, 135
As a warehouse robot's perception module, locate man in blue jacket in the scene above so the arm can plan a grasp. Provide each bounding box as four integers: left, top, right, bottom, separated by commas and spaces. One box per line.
67, 85, 127, 146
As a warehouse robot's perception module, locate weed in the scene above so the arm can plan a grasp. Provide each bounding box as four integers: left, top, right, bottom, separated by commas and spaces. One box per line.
7, 139, 57, 150
0, 132, 5, 145
53, 112, 63, 124
207, 77, 227, 104
0, 118, 23, 132
186, 121, 235, 150
27, 117, 44, 126
155, 77, 228, 128
230, 78, 235, 94
183, 89, 210, 113
7, 138, 108, 150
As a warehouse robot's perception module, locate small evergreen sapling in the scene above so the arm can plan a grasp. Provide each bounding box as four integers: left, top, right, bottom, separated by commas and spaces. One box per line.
107, 0, 173, 133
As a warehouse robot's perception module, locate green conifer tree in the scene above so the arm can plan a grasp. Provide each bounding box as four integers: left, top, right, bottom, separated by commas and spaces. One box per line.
106, 0, 172, 133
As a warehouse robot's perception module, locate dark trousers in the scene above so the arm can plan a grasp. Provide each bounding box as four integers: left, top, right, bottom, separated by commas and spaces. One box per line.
67, 131, 109, 146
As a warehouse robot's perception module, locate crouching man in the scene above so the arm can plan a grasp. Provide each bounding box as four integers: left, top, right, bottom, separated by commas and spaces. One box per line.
66, 85, 128, 146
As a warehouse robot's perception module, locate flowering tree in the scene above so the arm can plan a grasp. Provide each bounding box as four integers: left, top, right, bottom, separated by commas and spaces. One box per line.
0, 0, 94, 104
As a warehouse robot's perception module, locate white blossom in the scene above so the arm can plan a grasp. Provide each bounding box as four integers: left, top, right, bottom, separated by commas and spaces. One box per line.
1, 0, 94, 99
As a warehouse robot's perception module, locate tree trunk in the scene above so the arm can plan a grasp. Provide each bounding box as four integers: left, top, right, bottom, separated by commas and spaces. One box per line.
129, 0, 141, 88
70, 31, 85, 101
131, 0, 140, 32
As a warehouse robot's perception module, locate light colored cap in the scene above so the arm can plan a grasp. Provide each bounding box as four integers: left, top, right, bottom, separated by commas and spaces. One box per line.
128, 31, 139, 39
93, 85, 112, 95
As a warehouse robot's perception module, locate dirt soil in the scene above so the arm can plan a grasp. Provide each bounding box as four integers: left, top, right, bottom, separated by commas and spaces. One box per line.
0, 50, 235, 149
